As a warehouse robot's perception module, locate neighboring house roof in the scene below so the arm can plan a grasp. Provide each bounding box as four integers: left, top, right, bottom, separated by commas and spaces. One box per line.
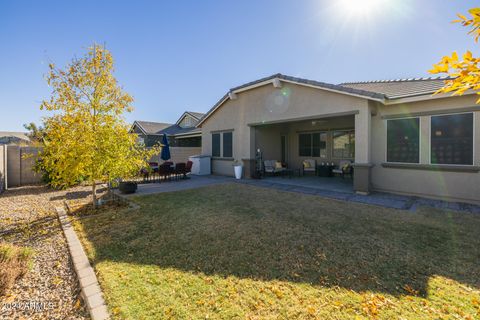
339, 76, 453, 99
185, 111, 205, 120
0, 132, 30, 145
131, 114, 203, 138
132, 121, 172, 135
159, 125, 202, 137
197, 73, 465, 127
175, 111, 206, 126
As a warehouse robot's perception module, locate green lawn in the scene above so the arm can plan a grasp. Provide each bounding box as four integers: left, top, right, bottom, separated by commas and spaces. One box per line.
73, 184, 480, 319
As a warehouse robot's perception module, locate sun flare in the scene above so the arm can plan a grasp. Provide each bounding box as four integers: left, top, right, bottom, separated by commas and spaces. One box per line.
339, 0, 389, 18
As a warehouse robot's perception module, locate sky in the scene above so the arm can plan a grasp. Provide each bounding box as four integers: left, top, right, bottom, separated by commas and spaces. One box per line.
0, 0, 478, 131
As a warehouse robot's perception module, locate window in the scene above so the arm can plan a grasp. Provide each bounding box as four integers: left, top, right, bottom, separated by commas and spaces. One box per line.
176, 137, 201, 147
211, 131, 233, 158
212, 133, 220, 157
223, 132, 233, 158
387, 118, 420, 163
299, 132, 327, 157
333, 130, 355, 158
431, 113, 473, 165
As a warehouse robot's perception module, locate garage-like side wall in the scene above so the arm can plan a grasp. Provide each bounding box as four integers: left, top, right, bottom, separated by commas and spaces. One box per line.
370, 95, 480, 204
201, 82, 369, 176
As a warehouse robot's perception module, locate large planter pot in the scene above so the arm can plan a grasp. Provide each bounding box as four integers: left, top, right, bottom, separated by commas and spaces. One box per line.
234, 165, 243, 180
119, 181, 137, 194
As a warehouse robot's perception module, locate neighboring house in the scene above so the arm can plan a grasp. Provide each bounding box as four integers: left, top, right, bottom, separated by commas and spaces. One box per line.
131, 111, 204, 147
130, 121, 172, 147
197, 73, 480, 205
159, 111, 203, 147
0, 132, 30, 145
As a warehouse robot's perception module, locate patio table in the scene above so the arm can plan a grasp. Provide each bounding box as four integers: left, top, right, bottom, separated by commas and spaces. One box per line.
317, 165, 334, 177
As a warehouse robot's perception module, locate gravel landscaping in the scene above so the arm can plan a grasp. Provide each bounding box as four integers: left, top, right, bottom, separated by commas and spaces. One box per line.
0, 185, 105, 320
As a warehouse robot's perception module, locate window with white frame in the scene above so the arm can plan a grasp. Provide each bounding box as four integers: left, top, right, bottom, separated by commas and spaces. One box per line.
387, 118, 420, 163
430, 113, 474, 165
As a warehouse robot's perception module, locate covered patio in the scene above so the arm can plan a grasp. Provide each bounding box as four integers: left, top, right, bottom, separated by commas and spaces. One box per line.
251, 113, 359, 192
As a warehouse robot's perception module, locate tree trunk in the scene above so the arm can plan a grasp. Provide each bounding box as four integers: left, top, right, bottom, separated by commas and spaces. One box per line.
92, 182, 97, 209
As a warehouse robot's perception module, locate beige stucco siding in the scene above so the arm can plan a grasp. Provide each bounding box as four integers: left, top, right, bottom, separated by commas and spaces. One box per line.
371, 95, 480, 204
201, 79, 479, 203
202, 82, 369, 176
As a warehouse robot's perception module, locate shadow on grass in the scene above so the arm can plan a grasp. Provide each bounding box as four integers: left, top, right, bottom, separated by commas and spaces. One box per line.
49, 186, 108, 202
75, 184, 480, 297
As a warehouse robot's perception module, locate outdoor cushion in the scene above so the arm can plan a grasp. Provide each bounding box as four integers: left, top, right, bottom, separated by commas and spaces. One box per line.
275, 161, 283, 169
303, 161, 311, 168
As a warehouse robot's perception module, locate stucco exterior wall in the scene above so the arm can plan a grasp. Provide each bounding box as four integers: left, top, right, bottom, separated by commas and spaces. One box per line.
201, 80, 479, 203
370, 95, 480, 204
201, 82, 369, 176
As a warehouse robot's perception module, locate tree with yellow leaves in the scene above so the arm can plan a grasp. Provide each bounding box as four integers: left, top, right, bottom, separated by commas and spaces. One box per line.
430, 8, 480, 101
39, 44, 157, 207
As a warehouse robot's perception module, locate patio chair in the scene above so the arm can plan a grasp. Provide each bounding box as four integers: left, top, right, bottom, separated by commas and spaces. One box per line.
263, 160, 286, 176
158, 163, 173, 181
302, 159, 316, 176
174, 162, 187, 180
332, 160, 353, 179
148, 162, 159, 174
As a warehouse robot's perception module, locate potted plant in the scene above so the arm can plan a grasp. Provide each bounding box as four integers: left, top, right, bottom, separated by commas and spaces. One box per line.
233, 160, 243, 179
119, 181, 137, 194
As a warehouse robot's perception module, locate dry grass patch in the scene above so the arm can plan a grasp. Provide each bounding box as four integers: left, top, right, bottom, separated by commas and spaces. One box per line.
0, 243, 33, 296
73, 183, 480, 319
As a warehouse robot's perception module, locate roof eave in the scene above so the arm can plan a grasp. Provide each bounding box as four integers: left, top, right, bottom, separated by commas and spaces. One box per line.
384, 90, 477, 105
197, 75, 385, 127
130, 121, 147, 135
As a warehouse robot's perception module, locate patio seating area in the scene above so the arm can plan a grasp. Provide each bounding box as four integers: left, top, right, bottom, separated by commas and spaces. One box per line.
137, 160, 193, 183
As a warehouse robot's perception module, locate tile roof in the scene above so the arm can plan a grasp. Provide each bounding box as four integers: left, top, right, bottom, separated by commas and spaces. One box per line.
159, 125, 201, 136
234, 73, 386, 100
135, 121, 172, 135
339, 76, 452, 99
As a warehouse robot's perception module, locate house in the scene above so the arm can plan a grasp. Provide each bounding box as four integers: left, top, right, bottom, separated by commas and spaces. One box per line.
130, 121, 172, 147
157, 111, 203, 147
197, 73, 480, 205
0, 132, 30, 145
131, 111, 204, 148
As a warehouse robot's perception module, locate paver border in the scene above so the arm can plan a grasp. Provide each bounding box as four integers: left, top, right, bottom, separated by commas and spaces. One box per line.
56, 206, 110, 320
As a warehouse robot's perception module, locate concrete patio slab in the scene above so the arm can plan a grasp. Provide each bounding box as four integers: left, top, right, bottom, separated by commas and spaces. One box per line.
119, 175, 232, 197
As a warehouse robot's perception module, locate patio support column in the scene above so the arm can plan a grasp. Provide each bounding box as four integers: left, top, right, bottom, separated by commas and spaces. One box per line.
242, 126, 257, 178
354, 107, 373, 194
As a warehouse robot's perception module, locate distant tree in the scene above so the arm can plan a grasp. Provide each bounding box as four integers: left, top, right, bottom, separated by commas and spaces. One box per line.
39, 44, 157, 207
430, 8, 480, 101
23, 122, 45, 145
